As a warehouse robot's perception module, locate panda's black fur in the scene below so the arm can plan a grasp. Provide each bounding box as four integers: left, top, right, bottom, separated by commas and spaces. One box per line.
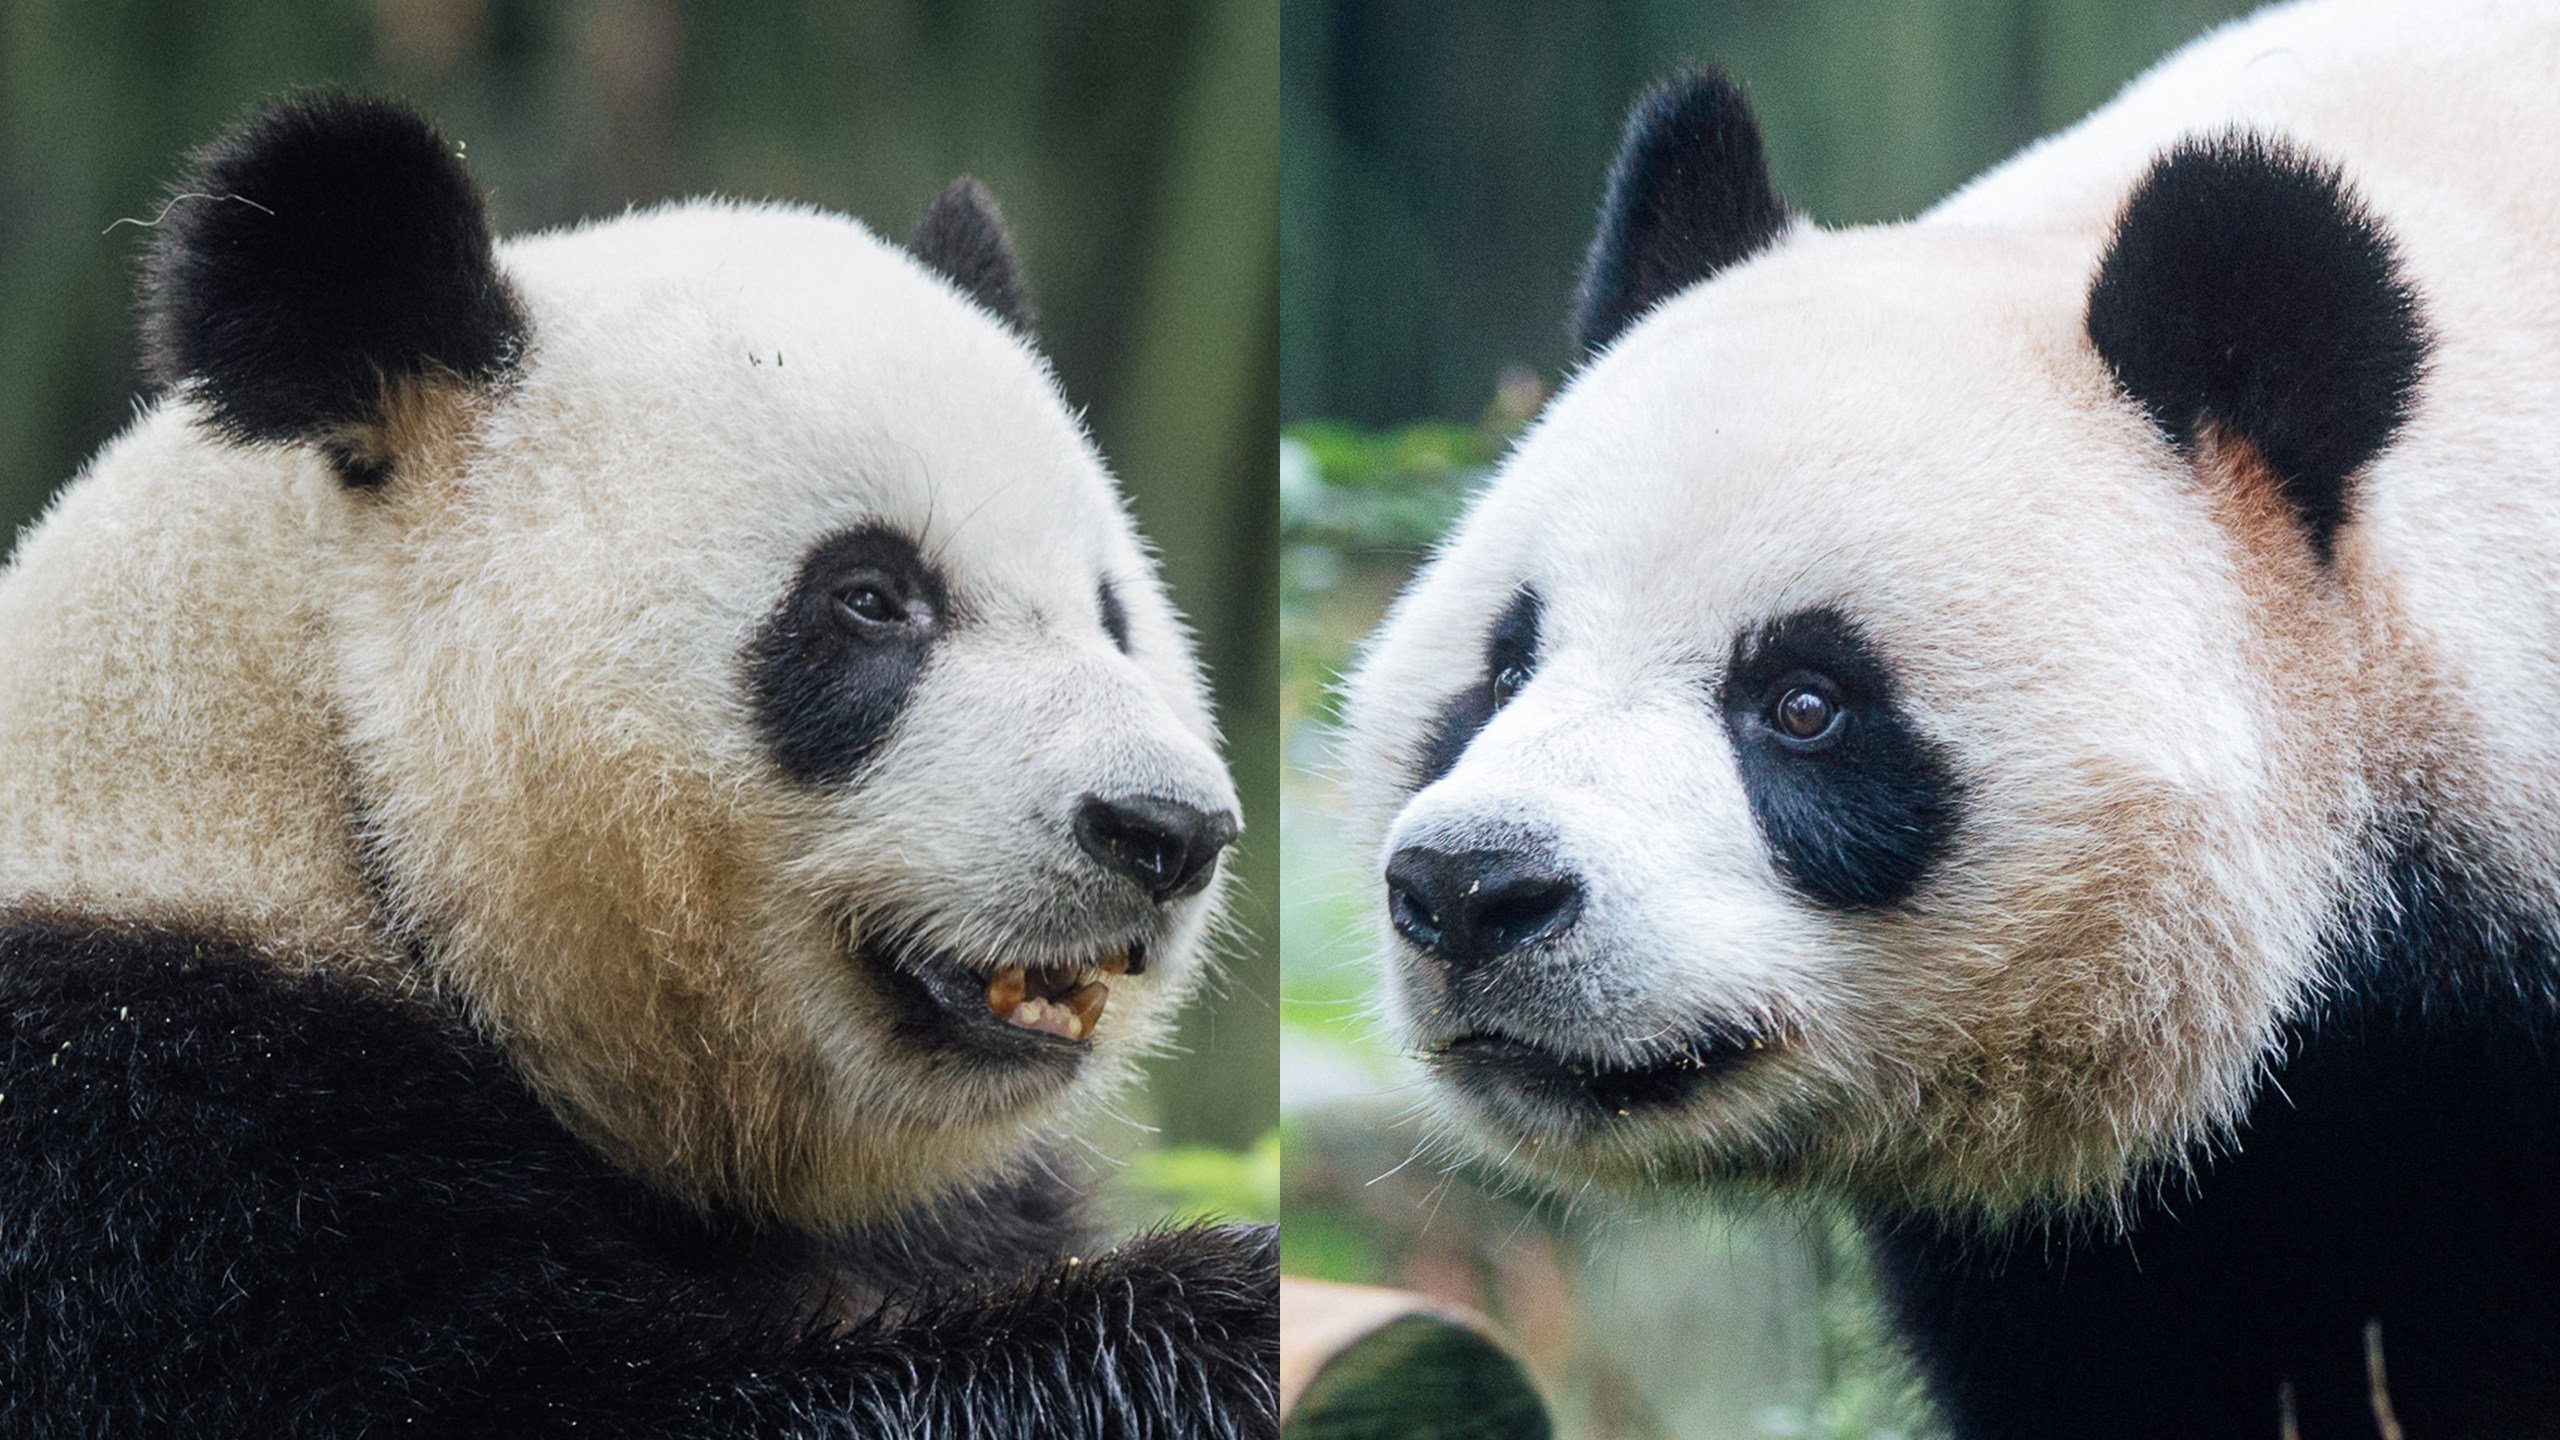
910, 176, 1039, 336
1413, 585, 1541, 791
2, 95, 1276, 1438
0, 916, 1275, 1440
747, 525, 955, 787
1573, 68, 1790, 357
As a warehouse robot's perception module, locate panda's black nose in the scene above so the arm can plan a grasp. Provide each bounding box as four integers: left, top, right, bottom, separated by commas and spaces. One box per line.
1386, 845, 1583, 970
1074, 793, 1239, 902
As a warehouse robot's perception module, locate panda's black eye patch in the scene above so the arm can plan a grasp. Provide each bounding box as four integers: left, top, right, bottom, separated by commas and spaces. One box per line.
1412, 586, 1542, 789
747, 526, 951, 786
1099, 579, 1133, 654
1718, 608, 1959, 909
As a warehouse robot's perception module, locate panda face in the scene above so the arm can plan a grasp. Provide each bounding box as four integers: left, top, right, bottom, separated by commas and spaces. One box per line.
1345, 224, 2371, 1215
311, 201, 1236, 1222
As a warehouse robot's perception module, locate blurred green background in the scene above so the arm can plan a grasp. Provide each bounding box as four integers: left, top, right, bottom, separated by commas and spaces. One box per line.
0, 0, 1277, 1223
1279, 1, 2256, 1434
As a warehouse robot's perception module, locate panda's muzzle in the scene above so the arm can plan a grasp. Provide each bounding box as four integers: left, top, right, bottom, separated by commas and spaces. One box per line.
1428, 1018, 1778, 1128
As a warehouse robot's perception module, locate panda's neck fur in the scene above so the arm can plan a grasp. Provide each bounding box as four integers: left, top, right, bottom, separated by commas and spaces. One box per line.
0, 406, 392, 971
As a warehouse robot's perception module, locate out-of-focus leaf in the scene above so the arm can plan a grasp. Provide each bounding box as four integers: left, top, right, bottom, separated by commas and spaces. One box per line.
1128, 1129, 1282, 1223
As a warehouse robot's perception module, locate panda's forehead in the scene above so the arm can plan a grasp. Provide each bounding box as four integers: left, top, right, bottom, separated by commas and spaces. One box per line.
1461, 224, 2160, 659
488, 200, 1140, 611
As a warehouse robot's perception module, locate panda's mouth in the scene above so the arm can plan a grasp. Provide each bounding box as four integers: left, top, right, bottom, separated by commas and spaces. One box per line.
980, 949, 1138, 1041
860, 928, 1149, 1059
1429, 1020, 1775, 1125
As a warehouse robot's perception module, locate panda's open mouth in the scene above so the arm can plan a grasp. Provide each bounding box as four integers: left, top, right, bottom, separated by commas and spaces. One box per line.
1429, 1020, 1776, 1125
979, 949, 1138, 1041
859, 928, 1149, 1059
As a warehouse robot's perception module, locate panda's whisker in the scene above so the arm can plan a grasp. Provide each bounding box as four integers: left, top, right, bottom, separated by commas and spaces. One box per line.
923, 469, 1035, 568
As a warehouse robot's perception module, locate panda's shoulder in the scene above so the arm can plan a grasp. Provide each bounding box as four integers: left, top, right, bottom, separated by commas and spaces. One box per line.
0, 911, 630, 1212
0, 911, 1094, 1287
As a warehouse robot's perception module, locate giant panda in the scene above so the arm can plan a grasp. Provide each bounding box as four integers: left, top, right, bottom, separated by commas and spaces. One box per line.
1340, 2, 2560, 1436
0, 95, 1275, 1437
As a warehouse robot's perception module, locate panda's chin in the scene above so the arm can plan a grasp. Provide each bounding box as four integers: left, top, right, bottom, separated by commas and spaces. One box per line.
1426, 1019, 1777, 1137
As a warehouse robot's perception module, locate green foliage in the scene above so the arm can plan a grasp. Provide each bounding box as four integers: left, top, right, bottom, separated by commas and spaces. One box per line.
1281, 0, 2265, 426
1274, 1199, 1379, 1283
1128, 1129, 1281, 1224
1280, 397, 1523, 741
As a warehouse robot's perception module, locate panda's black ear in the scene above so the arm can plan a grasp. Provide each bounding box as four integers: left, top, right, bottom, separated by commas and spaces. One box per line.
1573, 68, 1791, 357
909, 177, 1036, 336
2087, 133, 2425, 564
139, 93, 526, 487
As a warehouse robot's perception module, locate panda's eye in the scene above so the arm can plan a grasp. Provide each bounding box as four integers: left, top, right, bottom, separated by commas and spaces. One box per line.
831, 576, 920, 633
1769, 681, 1843, 748
1490, 662, 1530, 708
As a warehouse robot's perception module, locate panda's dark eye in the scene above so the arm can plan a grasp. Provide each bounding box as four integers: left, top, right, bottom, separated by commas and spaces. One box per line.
1768, 680, 1843, 747
831, 575, 922, 634
1412, 585, 1541, 790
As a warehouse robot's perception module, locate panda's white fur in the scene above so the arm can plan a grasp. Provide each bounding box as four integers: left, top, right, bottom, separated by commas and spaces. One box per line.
1344, 0, 2560, 1218
0, 196, 1234, 1226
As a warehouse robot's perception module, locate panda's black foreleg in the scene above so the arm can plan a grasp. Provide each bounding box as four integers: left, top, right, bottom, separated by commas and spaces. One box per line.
419, 1220, 1281, 1439
762, 1222, 1282, 1439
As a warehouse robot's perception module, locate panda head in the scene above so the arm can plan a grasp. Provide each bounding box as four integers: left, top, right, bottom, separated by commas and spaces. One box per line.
1344, 73, 2426, 1218
139, 95, 1238, 1225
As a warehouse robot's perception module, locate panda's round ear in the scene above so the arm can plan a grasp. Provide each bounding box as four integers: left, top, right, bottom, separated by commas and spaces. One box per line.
138, 93, 526, 488
1573, 68, 1792, 357
2087, 133, 2426, 565
908, 177, 1037, 336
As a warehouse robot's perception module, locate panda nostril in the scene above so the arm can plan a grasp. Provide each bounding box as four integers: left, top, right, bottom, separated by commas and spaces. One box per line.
1475, 875, 1582, 954
1074, 793, 1239, 903
1386, 872, 1444, 951
1385, 844, 1583, 968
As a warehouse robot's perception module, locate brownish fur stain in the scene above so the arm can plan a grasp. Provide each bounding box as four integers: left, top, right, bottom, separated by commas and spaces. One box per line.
2195, 426, 2377, 792
2198, 431, 2326, 598
328, 367, 500, 490
2198, 425, 2475, 819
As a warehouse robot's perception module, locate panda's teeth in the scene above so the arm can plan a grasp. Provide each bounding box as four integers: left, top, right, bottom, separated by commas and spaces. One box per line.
1066, 980, 1109, 1036
1098, 950, 1131, 977
986, 966, 1028, 1016
981, 957, 1116, 1039
996, 993, 1091, 1041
